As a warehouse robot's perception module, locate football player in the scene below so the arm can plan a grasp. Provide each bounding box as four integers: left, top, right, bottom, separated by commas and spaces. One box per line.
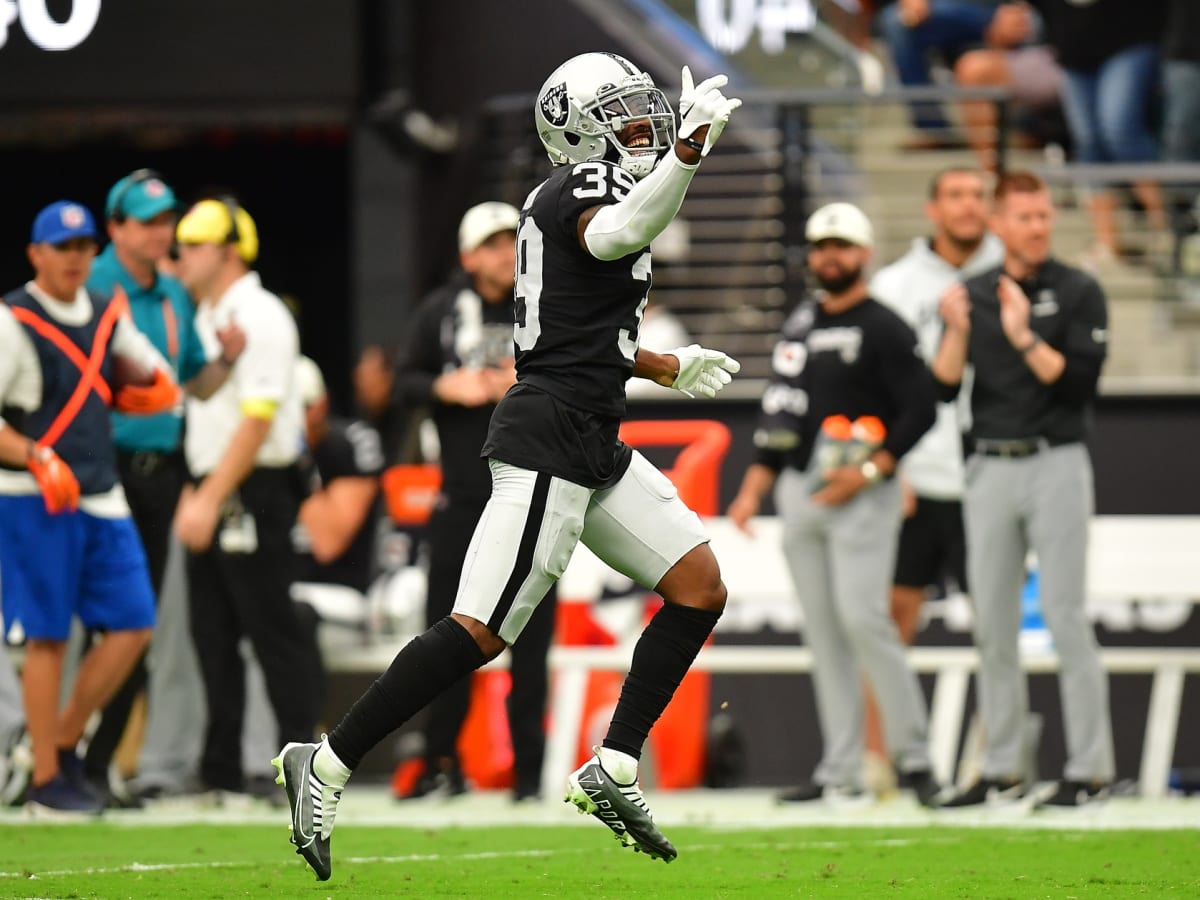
274, 52, 741, 879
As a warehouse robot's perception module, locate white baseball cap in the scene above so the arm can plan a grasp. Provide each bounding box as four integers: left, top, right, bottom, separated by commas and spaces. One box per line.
458, 201, 520, 253
805, 202, 874, 248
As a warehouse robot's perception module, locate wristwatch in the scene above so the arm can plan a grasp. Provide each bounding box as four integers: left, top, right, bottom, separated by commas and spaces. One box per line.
860, 460, 882, 485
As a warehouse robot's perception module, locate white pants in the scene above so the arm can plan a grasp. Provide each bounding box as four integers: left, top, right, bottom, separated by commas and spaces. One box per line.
454, 453, 709, 644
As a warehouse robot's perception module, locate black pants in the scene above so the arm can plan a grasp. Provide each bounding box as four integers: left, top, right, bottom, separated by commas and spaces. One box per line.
423, 498, 557, 793
186, 467, 318, 792
83, 449, 185, 780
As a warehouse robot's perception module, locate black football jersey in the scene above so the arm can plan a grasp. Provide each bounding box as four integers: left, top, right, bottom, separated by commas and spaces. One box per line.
482, 160, 652, 488
512, 159, 651, 417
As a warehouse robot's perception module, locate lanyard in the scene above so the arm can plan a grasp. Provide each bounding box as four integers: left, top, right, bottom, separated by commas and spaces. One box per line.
160, 296, 178, 364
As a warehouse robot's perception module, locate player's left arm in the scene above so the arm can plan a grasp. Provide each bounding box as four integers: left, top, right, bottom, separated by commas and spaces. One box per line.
633, 344, 740, 399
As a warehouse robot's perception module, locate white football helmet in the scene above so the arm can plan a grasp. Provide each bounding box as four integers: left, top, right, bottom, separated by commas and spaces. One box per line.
534, 52, 676, 180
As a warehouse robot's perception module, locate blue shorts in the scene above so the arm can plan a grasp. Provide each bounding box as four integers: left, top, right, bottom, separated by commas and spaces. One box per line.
0, 495, 156, 642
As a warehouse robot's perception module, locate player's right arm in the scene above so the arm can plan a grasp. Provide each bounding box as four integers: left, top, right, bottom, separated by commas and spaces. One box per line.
578, 68, 741, 260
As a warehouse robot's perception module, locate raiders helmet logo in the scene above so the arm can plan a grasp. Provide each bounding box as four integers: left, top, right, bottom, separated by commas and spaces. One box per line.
540, 82, 569, 127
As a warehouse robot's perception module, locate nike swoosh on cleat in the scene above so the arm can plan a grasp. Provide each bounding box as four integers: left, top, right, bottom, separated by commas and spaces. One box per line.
292, 754, 315, 847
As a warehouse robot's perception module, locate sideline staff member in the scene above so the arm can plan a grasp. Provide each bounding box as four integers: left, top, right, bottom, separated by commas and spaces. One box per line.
394, 201, 556, 803
934, 171, 1114, 808
84, 169, 244, 801
172, 198, 317, 795
728, 202, 940, 807
0, 201, 178, 812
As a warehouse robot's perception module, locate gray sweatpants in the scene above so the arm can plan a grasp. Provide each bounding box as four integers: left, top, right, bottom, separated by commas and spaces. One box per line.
776, 468, 932, 787
963, 443, 1114, 782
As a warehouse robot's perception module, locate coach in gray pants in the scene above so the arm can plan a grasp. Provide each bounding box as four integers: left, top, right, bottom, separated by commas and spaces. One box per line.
729, 203, 940, 806
934, 170, 1115, 809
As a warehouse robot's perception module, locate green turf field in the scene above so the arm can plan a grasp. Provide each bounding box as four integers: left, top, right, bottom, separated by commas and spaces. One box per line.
2, 824, 1198, 898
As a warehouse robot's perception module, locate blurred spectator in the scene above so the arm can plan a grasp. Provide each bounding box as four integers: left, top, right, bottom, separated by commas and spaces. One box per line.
1162, 0, 1200, 165
294, 355, 385, 599
934, 172, 1114, 808
866, 168, 1003, 792
353, 343, 411, 464
393, 202, 555, 802
1161, 0, 1200, 286
878, 0, 1005, 149
952, 4, 1064, 170
728, 203, 940, 807
172, 198, 318, 797
0, 201, 179, 813
291, 355, 385, 683
1027, 0, 1169, 267
82, 169, 244, 806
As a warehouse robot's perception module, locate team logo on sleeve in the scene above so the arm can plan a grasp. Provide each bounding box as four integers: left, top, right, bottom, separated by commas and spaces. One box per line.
540, 83, 569, 127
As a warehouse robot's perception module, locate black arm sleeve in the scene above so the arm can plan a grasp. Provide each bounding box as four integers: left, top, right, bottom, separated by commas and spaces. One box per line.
394, 293, 447, 407
1051, 275, 1108, 404
878, 322, 938, 461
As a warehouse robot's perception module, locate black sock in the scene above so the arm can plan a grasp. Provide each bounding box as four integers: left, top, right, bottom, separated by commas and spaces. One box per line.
603, 603, 721, 760
328, 617, 486, 770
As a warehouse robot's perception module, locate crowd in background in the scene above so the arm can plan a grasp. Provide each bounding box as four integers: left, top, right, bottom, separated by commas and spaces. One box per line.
851, 0, 1200, 272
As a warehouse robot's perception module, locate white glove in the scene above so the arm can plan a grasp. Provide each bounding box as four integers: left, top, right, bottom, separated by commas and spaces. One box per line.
678, 66, 742, 157
669, 344, 741, 398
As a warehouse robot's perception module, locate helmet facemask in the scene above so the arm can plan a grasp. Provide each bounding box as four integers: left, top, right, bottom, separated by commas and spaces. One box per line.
586, 81, 676, 180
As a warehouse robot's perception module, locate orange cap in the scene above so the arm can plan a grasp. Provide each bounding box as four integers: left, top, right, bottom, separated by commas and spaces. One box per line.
820, 414, 853, 441
852, 415, 887, 444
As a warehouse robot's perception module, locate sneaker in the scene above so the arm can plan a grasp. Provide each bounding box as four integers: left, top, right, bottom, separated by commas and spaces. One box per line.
940, 776, 1025, 808
513, 782, 542, 804
272, 742, 341, 881
565, 748, 677, 863
58, 749, 105, 805
1035, 779, 1110, 809
897, 769, 942, 808
776, 782, 870, 806
400, 763, 467, 801
245, 773, 287, 809
27, 773, 104, 816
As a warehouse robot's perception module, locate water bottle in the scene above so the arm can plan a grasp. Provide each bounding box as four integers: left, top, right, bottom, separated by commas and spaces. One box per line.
848, 415, 886, 465
810, 415, 853, 492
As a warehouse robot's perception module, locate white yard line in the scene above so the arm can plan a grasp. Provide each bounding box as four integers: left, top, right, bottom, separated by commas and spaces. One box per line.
0, 838, 947, 880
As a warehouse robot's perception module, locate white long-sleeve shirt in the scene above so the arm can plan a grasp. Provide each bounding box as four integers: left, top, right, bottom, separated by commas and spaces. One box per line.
869, 234, 1004, 500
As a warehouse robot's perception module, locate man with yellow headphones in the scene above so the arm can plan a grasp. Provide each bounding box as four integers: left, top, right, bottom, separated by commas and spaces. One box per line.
172, 198, 318, 798
82, 170, 245, 807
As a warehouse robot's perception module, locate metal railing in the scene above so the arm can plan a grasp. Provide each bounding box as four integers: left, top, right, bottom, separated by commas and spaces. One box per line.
476, 87, 1200, 394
